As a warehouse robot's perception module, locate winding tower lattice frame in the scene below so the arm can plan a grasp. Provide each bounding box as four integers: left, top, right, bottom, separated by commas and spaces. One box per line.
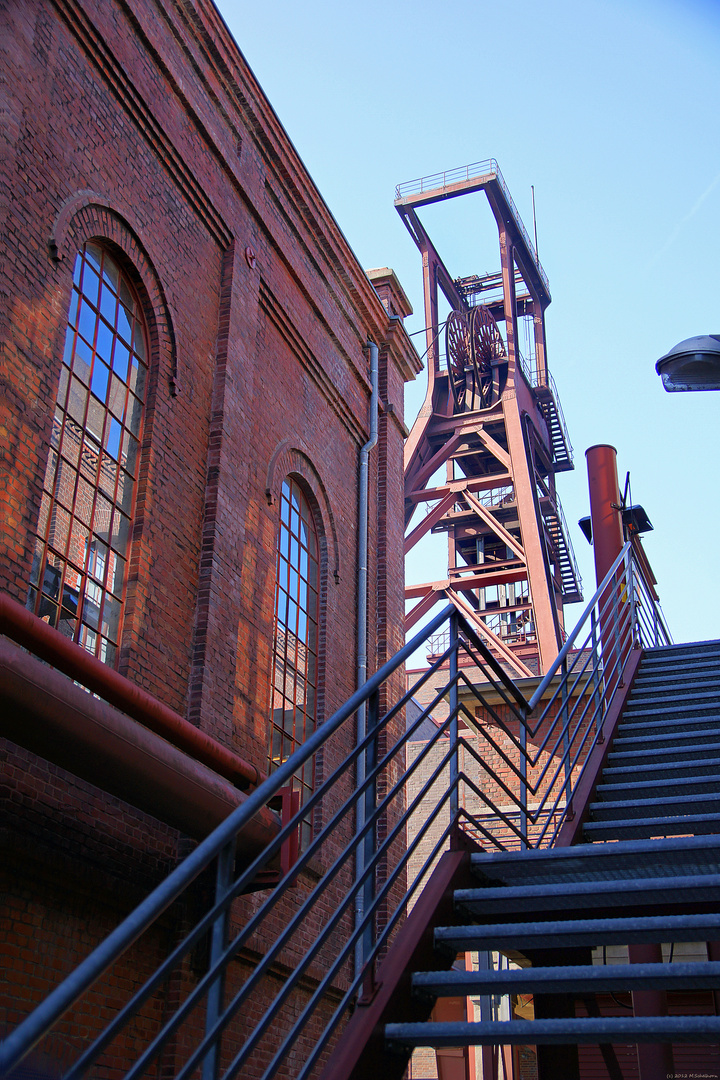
399, 160, 581, 677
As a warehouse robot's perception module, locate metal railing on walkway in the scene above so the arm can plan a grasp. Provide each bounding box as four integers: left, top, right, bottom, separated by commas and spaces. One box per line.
0, 545, 669, 1080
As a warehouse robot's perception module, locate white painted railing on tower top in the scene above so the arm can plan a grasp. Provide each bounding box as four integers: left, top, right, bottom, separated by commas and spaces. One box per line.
395, 159, 550, 296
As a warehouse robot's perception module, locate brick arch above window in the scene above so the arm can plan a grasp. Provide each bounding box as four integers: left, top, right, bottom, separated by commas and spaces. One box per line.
265, 440, 340, 585
49, 191, 179, 395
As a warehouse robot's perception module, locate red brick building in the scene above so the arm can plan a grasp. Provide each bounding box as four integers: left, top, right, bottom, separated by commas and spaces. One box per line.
0, 0, 419, 1066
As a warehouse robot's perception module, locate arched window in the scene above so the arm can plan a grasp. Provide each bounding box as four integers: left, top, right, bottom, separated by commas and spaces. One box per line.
269, 477, 320, 829
27, 242, 148, 666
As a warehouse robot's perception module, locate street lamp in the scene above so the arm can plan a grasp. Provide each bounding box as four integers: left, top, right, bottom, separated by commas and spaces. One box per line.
655, 334, 720, 392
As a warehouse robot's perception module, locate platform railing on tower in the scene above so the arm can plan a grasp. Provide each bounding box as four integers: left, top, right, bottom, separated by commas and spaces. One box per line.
0, 545, 669, 1080
394, 159, 549, 296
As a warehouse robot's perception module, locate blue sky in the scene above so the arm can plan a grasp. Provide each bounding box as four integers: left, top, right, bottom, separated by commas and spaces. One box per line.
219, 0, 720, 646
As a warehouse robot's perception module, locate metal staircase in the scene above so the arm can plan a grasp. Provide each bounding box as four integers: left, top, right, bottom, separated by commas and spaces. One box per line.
534, 375, 574, 473
586, 640, 720, 842
384, 640, 720, 1074
7, 544, 720, 1080
543, 497, 583, 604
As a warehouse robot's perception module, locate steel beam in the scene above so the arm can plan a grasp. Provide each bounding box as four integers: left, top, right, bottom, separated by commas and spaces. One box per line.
404, 492, 458, 555
445, 590, 534, 679
463, 491, 525, 560
405, 565, 529, 597
503, 404, 561, 671
476, 426, 512, 471
405, 473, 513, 505
406, 431, 465, 496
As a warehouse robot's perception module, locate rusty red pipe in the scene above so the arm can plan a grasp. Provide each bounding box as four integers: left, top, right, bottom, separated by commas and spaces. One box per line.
0, 591, 264, 791
1, 635, 278, 846
585, 444, 624, 588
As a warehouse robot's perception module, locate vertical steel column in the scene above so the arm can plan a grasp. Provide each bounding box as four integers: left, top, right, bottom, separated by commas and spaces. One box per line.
611, 577, 621, 684
627, 547, 638, 645
628, 942, 674, 1079
449, 613, 459, 826
202, 838, 235, 1080
533, 301, 548, 387
560, 656, 572, 812
501, 222, 561, 673
477, 951, 495, 1080
360, 688, 379, 988
590, 609, 603, 736
652, 592, 660, 647
421, 246, 441, 383
519, 698, 528, 849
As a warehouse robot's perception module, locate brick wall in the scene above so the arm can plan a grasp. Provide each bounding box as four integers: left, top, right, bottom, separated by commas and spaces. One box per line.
406, 661, 593, 862
0, 0, 420, 1069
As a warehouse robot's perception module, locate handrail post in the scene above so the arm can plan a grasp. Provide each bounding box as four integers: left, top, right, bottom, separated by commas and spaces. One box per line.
202, 837, 235, 1080
519, 691, 528, 850
627, 548, 638, 647
612, 571, 621, 688
519, 710, 528, 849
560, 656, 572, 822
590, 609, 603, 737
653, 593, 660, 647
449, 613, 460, 829
360, 687, 379, 995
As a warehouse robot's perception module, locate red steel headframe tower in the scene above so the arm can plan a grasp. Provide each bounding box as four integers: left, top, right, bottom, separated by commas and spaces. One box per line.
399, 160, 581, 677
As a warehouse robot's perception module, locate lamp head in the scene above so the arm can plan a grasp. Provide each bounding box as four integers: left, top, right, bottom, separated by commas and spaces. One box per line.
656, 335, 720, 392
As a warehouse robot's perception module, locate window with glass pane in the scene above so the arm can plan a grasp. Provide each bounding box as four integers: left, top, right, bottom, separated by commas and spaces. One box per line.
269, 478, 320, 831
26, 243, 148, 666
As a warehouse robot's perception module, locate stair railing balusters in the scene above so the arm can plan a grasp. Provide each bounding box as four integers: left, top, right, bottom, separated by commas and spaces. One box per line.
361, 687, 380, 995
202, 839, 235, 1080
560, 655, 572, 824
590, 609, 603, 737
1, 546, 675, 1080
612, 570, 622, 687
626, 544, 639, 648
449, 612, 460, 830
519, 699, 528, 849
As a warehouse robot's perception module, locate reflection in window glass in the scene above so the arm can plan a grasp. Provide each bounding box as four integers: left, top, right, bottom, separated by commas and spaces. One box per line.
268, 478, 320, 841
26, 243, 148, 666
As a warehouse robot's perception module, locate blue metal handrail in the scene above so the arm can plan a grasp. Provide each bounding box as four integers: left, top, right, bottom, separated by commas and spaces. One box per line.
1, 546, 670, 1080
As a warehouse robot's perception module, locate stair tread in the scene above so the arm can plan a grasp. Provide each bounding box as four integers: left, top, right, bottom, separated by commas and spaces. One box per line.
412, 961, 720, 997
642, 640, 720, 657
635, 664, 720, 678
610, 728, 720, 748
469, 834, 720, 884
588, 791, 720, 818
455, 872, 720, 914
435, 911, 720, 952
615, 722, 720, 740
604, 753, 720, 773
618, 709, 720, 726
604, 760, 720, 777
626, 697, 720, 713
632, 677, 720, 691
607, 745, 720, 765
597, 774, 720, 795
628, 703, 720, 716
583, 813, 720, 839
385, 1015, 720, 1048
